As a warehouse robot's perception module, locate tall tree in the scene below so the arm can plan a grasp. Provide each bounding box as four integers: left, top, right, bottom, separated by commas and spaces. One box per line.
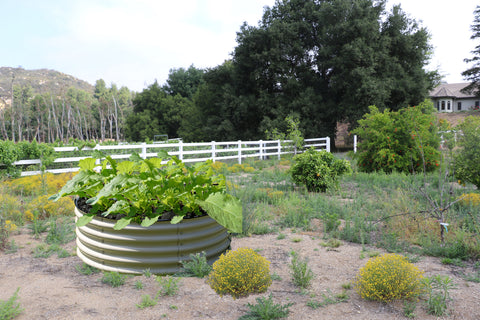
163, 65, 205, 99
462, 5, 480, 95
125, 81, 186, 142
232, 0, 437, 146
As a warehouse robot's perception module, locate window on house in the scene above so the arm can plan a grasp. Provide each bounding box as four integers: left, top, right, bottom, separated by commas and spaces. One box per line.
441, 101, 445, 110
437, 101, 440, 111
476, 101, 479, 107
458, 102, 462, 111
447, 101, 451, 110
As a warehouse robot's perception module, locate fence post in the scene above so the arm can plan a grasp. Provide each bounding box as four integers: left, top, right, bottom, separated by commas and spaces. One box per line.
211, 141, 216, 163
179, 140, 183, 161
326, 137, 331, 152
141, 143, 147, 159
238, 140, 242, 164
259, 140, 263, 160
94, 144, 101, 166
277, 140, 281, 160
354, 135, 357, 153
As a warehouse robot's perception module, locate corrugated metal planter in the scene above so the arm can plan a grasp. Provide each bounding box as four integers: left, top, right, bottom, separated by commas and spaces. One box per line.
74, 206, 231, 275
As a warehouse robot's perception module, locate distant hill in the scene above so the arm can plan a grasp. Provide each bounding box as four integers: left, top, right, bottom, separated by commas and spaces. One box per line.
0, 67, 95, 104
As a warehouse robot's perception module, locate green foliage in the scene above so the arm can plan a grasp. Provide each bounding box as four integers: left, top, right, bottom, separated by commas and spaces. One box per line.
75, 263, 100, 275
322, 213, 341, 233
285, 115, 304, 154
101, 271, 127, 287
136, 294, 157, 309
45, 219, 75, 245
0, 288, 23, 320
231, 0, 437, 143
156, 276, 180, 296
306, 289, 349, 309
0, 218, 17, 251
461, 6, 480, 95
125, 81, 192, 142
403, 300, 417, 318
27, 211, 48, 238
180, 252, 213, 278
162, 65, 205, 99
134, 280, 144, 290
355, 253, 424, 302
208, 247, 272, 299
290, 148, 351, 192
454, 116, 480, 188
238, 295, 293, 320
142, 269, 152, 278
352, 102, 441, 173
0, 140, 57, 177
32, 243, 65, 258
0, 140, 20, 177
49, 154, 242, 232
422, 275, 456, 316
289, 251, 314, 289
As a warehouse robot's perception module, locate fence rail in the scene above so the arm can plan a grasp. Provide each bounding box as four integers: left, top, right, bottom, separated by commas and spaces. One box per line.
14, 137, 330, 176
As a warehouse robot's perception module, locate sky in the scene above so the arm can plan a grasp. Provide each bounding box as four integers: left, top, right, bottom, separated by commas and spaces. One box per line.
0, 0, 478, 92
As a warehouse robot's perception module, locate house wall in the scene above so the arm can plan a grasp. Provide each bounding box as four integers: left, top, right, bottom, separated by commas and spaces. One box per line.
433, 98, 480, 112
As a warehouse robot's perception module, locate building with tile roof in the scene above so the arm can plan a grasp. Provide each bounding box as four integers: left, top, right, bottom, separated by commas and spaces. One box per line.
429, 83, 479, 112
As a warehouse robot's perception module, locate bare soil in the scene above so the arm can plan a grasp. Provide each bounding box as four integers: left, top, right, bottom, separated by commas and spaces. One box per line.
1, 223, 480, 320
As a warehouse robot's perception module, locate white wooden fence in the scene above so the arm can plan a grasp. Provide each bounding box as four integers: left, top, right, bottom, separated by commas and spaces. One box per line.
14, 137, 330, 176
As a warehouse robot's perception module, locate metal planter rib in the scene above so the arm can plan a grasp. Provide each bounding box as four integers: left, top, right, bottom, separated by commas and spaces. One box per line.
74, 206, 231, 274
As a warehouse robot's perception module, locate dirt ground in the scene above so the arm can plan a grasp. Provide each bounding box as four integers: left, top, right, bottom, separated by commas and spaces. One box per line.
1, 222, 480, 320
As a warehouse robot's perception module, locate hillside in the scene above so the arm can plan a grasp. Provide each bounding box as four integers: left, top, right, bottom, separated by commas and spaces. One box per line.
435, 110, 480, 127
0, 67, 95, 104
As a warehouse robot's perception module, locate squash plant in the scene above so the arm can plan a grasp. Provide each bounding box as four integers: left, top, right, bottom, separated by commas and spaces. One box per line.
49, 153, 242, 233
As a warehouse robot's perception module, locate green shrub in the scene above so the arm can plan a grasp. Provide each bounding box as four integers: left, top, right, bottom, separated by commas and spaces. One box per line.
238, 294, 293, 320
0, 288, 22, 320
352, 101, 441, 174
180, 252, 213, 278
454, 116, 480, 188
207, 247, 272, 299
289, 251, 314, 289
290, 148, 351, 192
136, 294, 157, 309
0, 140, 20, 177
156, 276, 180, 296
355, 253, 424, 302
101, 271, 127, 287
423, 275, 456, 316
75, 263, 100, 275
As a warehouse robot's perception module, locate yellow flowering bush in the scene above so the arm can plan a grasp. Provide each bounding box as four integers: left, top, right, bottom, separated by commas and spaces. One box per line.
227, 163, 255, 173
4, 220, 17, 232
5, 172, 75, 195
0, 193, 23, 225
355, 253, 424, 302
459, 193, 480, 207
26, 194, 74, 219
210, 161, 228, 173
1, 218, 17, 249
208, 247, 272, 299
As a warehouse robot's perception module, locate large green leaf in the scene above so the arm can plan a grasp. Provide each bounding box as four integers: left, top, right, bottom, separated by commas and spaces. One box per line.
48, 170, 98, 201
196, 192, 242, 233
76, 214, 94, 227
79, 158, 97, 171
104, 200, 130, 216
117, 161, 136, 175
171, 215, 185, 224
114, 218, 132, 230
87, 174, 134, 205
141, 216, 160, 227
